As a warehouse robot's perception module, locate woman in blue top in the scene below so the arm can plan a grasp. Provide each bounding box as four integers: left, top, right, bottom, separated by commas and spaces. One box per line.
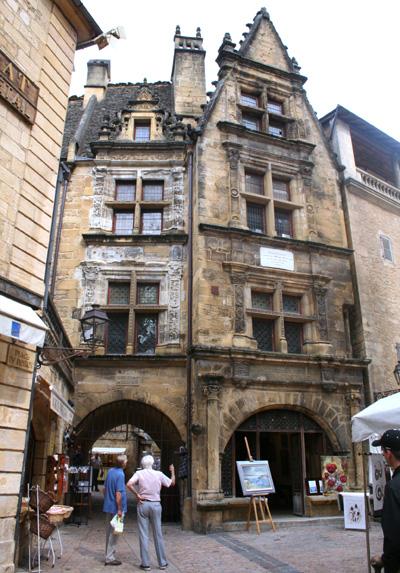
103, 454, 128, 566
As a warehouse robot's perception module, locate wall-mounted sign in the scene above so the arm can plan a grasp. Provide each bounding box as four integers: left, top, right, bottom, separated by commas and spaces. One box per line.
50, 386, 74, 425
0, 49, 39, 124
7, 345, 35, 372
260, 247, 294, 271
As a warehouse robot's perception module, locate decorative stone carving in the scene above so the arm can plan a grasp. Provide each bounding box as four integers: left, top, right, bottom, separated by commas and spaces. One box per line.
171, 170, 184, 229
81, 263, 101, 307
314, 284, 329, 340
90, 167, 109, 229
321, 368, 337, 393
202, 375, 223, 398
167, 261, 183, 343
227, 148, 240, 170
232, 361, 250, 388
231, 273, 246, 333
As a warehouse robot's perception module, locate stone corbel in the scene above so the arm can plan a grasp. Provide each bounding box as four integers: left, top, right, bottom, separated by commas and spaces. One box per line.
201, 375, 224, 399
321, 367, 338, 393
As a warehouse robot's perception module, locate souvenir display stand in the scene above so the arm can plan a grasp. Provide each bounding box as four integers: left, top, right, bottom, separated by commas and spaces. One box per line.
65, 466, 91, 525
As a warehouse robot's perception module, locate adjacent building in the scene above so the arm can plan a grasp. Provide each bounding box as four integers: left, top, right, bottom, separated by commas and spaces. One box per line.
55, 9, 370, 532
321, 106, 400, 401
0, 1, 101, 570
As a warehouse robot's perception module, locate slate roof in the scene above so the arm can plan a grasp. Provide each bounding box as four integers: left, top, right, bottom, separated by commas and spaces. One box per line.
61, 81, 174, 159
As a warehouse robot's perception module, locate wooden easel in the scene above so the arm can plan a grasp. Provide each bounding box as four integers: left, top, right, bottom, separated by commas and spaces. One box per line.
244, 437, 276, 534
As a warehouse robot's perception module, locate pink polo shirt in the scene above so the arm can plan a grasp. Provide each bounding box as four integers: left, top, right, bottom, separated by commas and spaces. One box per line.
127, 468, 172, 502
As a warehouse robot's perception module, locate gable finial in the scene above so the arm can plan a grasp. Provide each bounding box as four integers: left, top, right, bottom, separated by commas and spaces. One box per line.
196, 27, 201, 38
175, 25, 181, 36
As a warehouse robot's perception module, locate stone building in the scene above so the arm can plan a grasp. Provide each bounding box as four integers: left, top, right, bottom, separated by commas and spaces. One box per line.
0, 1, 101, 570
321, 106, 400, 401
56, 9, 368, 531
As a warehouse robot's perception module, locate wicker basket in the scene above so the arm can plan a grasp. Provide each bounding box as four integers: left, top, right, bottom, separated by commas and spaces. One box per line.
30, 515, 55, 540
29, 488, 54, 514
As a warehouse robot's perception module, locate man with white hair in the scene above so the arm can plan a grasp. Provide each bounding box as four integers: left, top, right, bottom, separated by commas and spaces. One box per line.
103, 454, 128, 566
127, 454, 175, 571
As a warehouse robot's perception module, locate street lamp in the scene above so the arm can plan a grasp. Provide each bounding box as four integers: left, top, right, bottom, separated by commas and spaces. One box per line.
80, 304, 109, 352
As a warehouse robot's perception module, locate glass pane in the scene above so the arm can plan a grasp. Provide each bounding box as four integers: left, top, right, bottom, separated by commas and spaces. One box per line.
253, 318, 274, 351
115, 181, 135, 201
106, 313, 128, 354
283, 295, 301, 313
114, 211, 134, 234
143, 182, 163, 201
381, 236, 393, 261
242, 114, 259, 131
247, 202, 265, 233
285, 322, 303, 353
136, 314, 157, 354
240, 93, 258, 107
275, 209, 292, 237
245, 173, 264, 195
252, 291, 272, 310
137, 284, 159, 304
108, 283, 130, 305
267, 100, 283, 115
141, 210, 162, 234
134, 122, 150, 142
268, 122, 285, 137
273, 179, 290, 201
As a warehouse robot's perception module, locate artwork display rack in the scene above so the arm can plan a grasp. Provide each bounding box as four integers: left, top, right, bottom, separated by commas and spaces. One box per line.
244, 437, 276, 535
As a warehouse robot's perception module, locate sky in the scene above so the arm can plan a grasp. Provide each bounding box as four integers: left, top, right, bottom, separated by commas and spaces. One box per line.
71, 1, 400, 141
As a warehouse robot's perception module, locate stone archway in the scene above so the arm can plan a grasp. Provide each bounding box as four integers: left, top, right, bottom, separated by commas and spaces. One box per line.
74, 400, 183, 521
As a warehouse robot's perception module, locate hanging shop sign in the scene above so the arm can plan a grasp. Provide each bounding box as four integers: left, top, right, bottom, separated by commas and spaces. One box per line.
0, 48, 39, 124
260, 247, 294, 271
0, 295, 47, 347
50, 386, 74, 425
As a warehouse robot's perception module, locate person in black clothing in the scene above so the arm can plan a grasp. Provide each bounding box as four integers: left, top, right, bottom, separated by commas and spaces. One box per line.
371, 429, 400, 573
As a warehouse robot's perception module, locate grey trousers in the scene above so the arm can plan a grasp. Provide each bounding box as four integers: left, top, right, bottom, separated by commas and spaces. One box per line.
105, 512, 119, 563
137, 501, 167, 567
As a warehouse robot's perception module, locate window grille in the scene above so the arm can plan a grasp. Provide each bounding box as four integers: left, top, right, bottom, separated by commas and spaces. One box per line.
108, 283, 130, 305
141, 210, 162, 234
143, 181, 163, 201
285, 322, 303, 353
115, 181, 136, 201
136, 314, 158, 354
247, 202, 265, 233
113, 211, 134, 234
106, 313, 129, 354
283, 295, 301, 314
137, 283, 159, 305
380, 235, 394, 262
273, 179, 290, 201
242, 113, 260, 131
252, 291, 273, 310
134, 121, 150, 142
275, 209, 292, 237
253, 318, 274, 351
240, 93, 259, 107
267, 100, 283, 115
268, 121, 285, 137
245, 172, 264, 195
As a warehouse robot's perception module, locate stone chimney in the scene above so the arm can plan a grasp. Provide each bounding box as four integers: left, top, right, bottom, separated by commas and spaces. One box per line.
83, 60, 110, 107
171, 27, 206, 119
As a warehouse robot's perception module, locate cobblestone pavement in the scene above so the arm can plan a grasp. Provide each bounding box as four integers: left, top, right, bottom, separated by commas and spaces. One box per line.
22, 494, 383, 573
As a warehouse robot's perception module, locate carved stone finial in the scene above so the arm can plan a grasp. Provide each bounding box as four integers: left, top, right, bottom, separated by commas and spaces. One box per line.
259, 7, 270, 18
175, 25, 181, 36
291, 57, 301, 73
143, 77, 147, 84
223, 32, 232, 42
196, 27, 201, 38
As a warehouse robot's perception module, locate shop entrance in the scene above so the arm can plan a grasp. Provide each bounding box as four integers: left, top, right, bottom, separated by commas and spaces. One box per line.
72, 400, 182, 521
221, 409, 333, 515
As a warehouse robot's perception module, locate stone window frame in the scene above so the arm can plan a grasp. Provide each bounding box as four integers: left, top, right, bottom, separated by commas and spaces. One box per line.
237, 83, 293, 137
105, 173, 171, 236
239, 164, 304, 239
246, 283, 315, 354
101, 271, 168, 355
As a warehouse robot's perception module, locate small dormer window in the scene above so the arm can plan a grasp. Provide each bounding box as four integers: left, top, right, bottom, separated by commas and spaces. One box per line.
134, 120, 151, 142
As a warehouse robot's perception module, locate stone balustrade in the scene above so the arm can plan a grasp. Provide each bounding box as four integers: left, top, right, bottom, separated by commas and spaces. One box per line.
357, 168, 400, 204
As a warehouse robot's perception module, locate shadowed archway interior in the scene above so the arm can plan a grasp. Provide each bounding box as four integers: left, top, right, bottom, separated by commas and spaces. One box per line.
74, 400, 183, 521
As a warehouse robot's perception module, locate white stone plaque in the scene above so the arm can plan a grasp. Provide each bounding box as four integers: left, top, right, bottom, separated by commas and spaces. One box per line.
260, 247, 294, 271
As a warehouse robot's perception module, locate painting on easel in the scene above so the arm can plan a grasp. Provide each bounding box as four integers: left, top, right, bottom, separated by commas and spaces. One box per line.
236, 460, 275, 496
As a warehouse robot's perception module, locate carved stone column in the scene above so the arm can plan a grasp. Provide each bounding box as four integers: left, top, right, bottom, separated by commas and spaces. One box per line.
202, 376, 223, 491
305, 282, 332, 355
230, 272, 257, 349
224, 144, 243, 228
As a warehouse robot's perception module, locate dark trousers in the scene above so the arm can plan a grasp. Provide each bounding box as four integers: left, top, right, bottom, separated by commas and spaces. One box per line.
92, 468, 100, 491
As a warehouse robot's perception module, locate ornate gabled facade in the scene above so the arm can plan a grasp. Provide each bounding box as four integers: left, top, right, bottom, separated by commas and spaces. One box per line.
321, 106, 400, 402
55, 10, 368, 532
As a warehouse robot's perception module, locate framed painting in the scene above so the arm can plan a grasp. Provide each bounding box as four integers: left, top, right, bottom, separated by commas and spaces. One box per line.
236, 460, 275, 496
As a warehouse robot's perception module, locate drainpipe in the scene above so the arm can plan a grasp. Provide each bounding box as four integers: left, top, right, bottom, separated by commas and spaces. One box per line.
186, 150, 194, 496
49, 163, 71, 300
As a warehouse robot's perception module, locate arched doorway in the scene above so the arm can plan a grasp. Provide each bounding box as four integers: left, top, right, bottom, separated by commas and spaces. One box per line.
221, 408, 334, 515
74, 400, 183, 521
